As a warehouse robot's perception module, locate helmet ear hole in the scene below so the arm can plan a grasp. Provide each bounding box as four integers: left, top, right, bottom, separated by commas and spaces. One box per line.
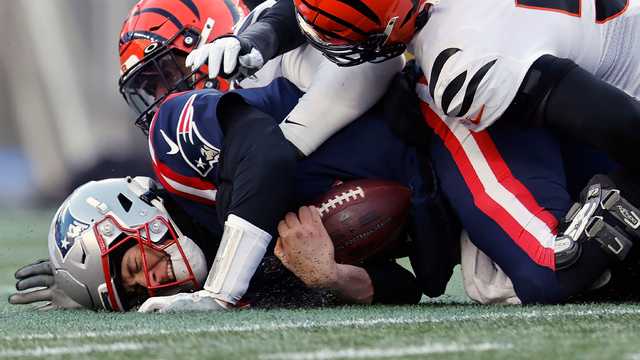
79, 247, 87, 265
117, 193, 133, 213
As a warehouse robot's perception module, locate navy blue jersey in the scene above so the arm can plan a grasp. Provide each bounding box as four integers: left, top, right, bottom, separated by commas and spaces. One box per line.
149, 77, 424, 231
148, 78, 300, 204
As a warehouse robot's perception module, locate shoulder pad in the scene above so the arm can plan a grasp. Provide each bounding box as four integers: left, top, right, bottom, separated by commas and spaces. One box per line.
148, 90, 224, 204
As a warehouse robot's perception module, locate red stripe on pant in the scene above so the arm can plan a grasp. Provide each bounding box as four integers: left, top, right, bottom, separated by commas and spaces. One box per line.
421, 102, 556, 269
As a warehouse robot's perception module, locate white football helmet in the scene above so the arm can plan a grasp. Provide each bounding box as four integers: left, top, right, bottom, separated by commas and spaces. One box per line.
48, 177, 208, 311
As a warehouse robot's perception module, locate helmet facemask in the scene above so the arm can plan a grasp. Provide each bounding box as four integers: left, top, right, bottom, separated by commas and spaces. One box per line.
119, 24, 221, 135
296, 12, 407, 67
94, 211, 206, 311
49, 177, 208, 312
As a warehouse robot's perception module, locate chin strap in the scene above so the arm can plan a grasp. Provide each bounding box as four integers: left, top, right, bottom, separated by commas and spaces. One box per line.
203, 214, 272, 304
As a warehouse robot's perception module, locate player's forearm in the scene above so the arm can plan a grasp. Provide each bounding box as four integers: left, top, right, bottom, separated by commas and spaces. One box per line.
207, 94, 298, 304
326, 264, 374, 304
241, 0, 304, 61
281, 54, 405, 155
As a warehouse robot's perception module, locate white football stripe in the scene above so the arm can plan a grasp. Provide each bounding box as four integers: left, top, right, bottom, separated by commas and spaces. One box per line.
448, 120, 556, 249
416, 83, 555, 250
0, 342, 154, 358
2, 307, 638, 341
261, 342, 511, 360
161, 174, 217, 202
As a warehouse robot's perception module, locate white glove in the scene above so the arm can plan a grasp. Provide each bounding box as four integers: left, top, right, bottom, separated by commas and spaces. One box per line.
185, 36, 264, 80
137, 290, 229, 313
8, 259, 83, 310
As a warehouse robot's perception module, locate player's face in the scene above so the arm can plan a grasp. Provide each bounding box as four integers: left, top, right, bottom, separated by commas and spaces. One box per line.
120, 244, 176, 298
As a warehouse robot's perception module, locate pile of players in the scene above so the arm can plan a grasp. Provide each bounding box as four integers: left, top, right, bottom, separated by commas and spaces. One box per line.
9, 0, 640, 312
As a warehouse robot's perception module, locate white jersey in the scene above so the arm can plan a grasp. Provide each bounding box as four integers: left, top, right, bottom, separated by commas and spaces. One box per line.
411, 0, 640, 130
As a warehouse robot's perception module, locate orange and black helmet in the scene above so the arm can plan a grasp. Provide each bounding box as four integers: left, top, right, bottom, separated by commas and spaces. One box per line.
119, 0, 247, 133
294, 0, 427, 66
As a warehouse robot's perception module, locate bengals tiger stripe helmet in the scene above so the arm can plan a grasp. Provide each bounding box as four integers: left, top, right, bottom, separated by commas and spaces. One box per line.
119, 0, 247, 133
294, 0, 428, 66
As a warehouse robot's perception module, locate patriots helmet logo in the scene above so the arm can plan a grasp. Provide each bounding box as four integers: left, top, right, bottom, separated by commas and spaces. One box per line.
176, 93, 221, 177
54, 204, 89, 260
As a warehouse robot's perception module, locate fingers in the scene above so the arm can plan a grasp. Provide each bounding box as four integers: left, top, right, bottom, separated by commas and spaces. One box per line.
185, 50, 196, 69
309, 206, 323, 224
34, 302, 56, 311
186, 48, 208, 72
274, 237, 285, 262
277, 219, 288, 237
238, 48, 265, 69
298, 206, 323, 226
14, 260, 51, 279
8, 288, 53, 305
222, 42, 241, 75
138, 297, 164, 313
207, 43, 224, 79
16, 274, 54, 290
206, 38, 240, 78
284, 212, 301, 229
298, 206, 314, 224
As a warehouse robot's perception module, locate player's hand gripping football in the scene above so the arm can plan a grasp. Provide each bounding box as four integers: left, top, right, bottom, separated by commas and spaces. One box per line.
185, 35, 264, 80
137, 290, 229, 313
8, 259, 82, 310
274, 206, 339, 288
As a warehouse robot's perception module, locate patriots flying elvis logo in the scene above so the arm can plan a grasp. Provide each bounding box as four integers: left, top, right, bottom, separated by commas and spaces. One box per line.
175, 93, 220, 177
54, 205, 89, 260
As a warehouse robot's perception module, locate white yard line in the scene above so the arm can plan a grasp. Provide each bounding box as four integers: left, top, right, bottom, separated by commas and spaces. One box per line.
0, 342, 155, 358
261, 343, 511, 360
2, 307, 640, 342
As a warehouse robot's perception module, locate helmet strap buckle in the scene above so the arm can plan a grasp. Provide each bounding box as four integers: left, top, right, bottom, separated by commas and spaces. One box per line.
380, 16, 399, 48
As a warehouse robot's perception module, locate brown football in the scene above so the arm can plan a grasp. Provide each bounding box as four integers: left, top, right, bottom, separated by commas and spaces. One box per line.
312, 179, 411, 265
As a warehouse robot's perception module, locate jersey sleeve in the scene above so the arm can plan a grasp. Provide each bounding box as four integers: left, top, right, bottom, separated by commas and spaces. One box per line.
279, 46, 405, 155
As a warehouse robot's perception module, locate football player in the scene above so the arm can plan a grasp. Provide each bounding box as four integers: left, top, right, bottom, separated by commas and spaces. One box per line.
114, 0, 411, 312
8, 174, 425, 311
277, 59, 640, 305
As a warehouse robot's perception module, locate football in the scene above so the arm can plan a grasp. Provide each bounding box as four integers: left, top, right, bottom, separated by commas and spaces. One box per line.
313, 179, 412, 265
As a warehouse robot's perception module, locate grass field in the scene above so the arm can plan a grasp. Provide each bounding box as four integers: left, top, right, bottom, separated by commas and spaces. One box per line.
3, 209, 640, 360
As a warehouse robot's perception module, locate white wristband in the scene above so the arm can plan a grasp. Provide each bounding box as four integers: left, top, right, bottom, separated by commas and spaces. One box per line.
204, 214, 271, 304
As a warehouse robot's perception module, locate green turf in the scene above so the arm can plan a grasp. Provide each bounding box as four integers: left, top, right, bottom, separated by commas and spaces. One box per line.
2, 209, 640, 360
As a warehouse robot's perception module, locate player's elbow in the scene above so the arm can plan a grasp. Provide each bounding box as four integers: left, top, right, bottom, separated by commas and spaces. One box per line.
251, 127, 298, 173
